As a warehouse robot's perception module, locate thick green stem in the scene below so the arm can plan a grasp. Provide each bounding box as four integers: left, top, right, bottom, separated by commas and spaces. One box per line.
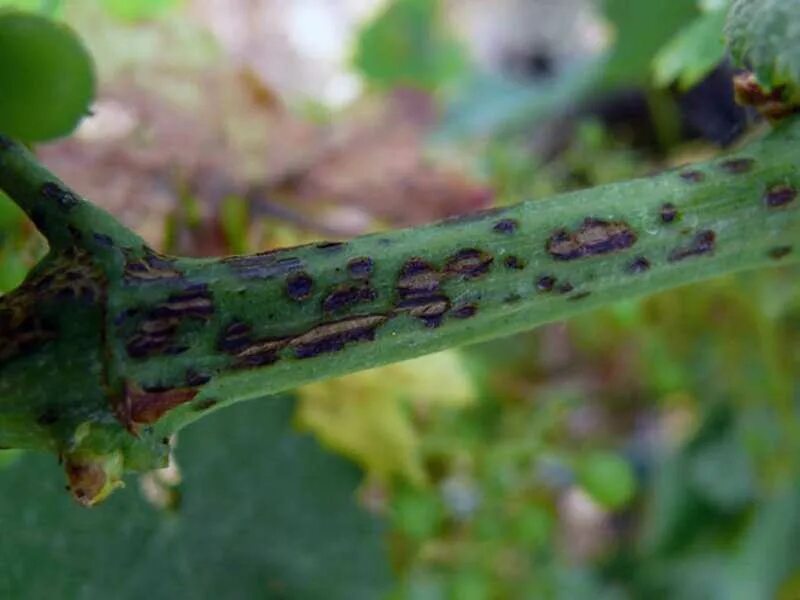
0, 121, 798, 504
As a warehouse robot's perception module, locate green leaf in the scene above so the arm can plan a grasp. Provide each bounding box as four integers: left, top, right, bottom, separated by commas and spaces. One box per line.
654, 8, 728, 90
0, 0, 60, 14
728, 483, 800, 600
687, 432, 754, 510
354, 0, 466, 91
219, 195, 249, 255
435, 59, 601, 140
577, 451, 637, 510
100, 0, 181, 22
0, 398, 391, 599
0, 11, 95, 141
601, 0, 699, 88
726, 0, 800, 97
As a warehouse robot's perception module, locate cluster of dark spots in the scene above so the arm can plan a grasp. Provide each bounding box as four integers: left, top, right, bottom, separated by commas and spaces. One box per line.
0, 309, 57, 364
0, 134, 11, 150
395, 294, 451, 328
444, 248, 494, 279
127, 323, 179, 359
315, 241, 347, 252
217, 321, 288, 368
503, 256, 525, 270
536, 276, 557, 292
194, 399, 218, 412
286, 271, 314, 301
234, 338, 286, 367
323, 283, 378, 313
378, 238, 393, 246
347, 256, 374, 279
223, 251, 304, 281
504, 293, 522, 304
124, 248, 183, 283
769, 246, 793, 260
764, 184, 797, 208
186, 369, 212, 387
719, 157, 755, 174
397, 258, 440, 292
219, 315, 388, 366
568, 291, 592, 302
450, 304, 478, 319
668, 230, 716, 262
126, 284, 214, 358
493, 219, 519, 235
395, 258, 448, 327
151, 284, 214, 320
36, 407, 60, 426
92, 232, 114, 247
547, 218, 637, 261
40, 181, 80, 210
557, 282, 574, 294
660, 203, 679, 224
218, 321, 253, 353
680, 170, 705, 183
291, 315, 388, 359
627, 256, 651, 274
120, 381, 200, 426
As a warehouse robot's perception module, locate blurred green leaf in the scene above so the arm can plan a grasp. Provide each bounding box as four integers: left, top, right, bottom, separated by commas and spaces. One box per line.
0, 0, 60, 14
577, 451, 637, 510
392, 484, 443, 541
0, 449, 22, 469
729, 484, 800, 600
0, 398, 390, 599
601, 0, 699, 88
450, 569, 491, 600
100, 0, 180, 22
688, 432, 754, 510
435, 59, 601, 140
653, 8, 728, 90
220, 195, 249, 255
354, 0, 466, 91
0, 10, 95, 141
726, 0, 800, 97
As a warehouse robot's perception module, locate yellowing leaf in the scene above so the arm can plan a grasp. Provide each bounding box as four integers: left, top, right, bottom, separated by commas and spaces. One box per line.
296, 351, 475, 483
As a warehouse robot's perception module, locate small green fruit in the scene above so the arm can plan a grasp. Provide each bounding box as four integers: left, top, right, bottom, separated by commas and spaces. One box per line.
0, 11, 95, 141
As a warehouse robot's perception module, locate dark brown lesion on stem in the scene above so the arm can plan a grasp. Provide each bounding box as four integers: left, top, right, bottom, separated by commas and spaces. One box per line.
547, 218, 637, 261
668, 230, 716, 262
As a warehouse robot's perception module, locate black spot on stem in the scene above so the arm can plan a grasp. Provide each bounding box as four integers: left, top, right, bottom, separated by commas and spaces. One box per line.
769, 246, 793, 260
627, 256, 651, 274
286, 272, 314, 301
493, 219, 519, 234
660, 203, 679, 224
41, 182, 79, 210
347, 256, 374, 279
764, 184, 797, 208
680, 170, 705, 183
668, 230, 716, 262
719, 157, 755, 174
536, 276, 556, 292
504, 256, 525, 270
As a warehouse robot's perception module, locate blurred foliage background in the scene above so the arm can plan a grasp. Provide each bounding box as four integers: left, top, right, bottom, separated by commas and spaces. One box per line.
1, 0, 799, 598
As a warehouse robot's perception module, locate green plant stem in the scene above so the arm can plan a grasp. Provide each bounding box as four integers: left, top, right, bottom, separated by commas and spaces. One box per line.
1, 121, 799, 504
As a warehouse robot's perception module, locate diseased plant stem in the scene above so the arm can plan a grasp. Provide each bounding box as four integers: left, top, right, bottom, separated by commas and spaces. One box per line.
0, 120, 799, 504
